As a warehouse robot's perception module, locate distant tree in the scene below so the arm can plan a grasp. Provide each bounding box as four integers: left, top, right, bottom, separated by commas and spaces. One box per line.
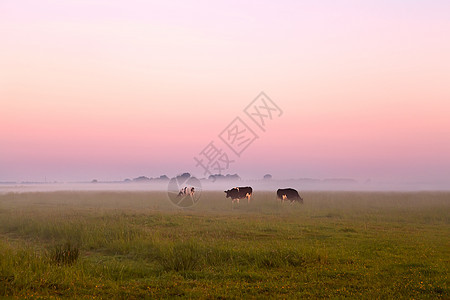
133, 176, 150, 182
159, 175, 169, 180
123, 178, 132, 182
226, 174, 241, 180
263, 174, 272, 180
91, 179, 98, 183
209, 174, 240, 181
209, 174, 224, 181
176, 173, 191, 181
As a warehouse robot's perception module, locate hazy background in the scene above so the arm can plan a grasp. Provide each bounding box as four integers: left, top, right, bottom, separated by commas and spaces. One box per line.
1, 1, 449, 186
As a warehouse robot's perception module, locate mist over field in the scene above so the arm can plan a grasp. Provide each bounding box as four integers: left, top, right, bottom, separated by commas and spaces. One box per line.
1, 176, 449, 195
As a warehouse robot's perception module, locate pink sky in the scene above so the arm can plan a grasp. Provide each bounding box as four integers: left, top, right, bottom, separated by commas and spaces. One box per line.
1, 1, 449, 185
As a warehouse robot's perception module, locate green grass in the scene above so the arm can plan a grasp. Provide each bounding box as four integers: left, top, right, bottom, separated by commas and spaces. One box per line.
0, 191, 449, 298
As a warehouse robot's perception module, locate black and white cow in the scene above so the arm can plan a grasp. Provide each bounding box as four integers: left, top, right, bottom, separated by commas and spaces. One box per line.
224, 186, 253, 205
177, 186, 195, 198
276, 188, 303, 204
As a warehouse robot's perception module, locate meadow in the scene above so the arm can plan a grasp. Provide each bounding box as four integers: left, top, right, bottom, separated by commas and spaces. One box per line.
0, 190, 448, 298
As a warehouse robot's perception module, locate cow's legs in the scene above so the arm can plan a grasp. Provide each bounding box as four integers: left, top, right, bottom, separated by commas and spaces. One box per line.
232, 198, 239, 209
276, 195, 282, 203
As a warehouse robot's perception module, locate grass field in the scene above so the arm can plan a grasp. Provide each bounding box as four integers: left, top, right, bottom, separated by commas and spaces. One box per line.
0, 190, 449, 298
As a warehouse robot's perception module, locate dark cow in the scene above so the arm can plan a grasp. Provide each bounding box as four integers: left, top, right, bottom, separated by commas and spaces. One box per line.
276, 188, 303, 204
224, 186, 253, 205
177, 186, 195, 198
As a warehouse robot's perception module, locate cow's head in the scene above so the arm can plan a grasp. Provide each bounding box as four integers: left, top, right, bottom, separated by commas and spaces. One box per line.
224, 190, 230, 198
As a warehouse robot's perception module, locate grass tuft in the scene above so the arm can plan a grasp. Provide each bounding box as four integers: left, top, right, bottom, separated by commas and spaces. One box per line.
157, 241, 202, 272
47, 242, 80, 266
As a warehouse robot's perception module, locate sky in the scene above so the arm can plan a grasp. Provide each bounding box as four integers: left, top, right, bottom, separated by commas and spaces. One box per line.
1, 0, 449, 185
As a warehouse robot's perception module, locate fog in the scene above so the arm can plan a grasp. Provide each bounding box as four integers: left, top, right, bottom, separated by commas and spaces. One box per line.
1, 178, 449, 195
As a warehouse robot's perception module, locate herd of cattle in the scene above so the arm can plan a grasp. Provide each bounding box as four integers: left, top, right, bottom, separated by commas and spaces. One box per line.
177, 186, 303, 205
225, 187, 303, 204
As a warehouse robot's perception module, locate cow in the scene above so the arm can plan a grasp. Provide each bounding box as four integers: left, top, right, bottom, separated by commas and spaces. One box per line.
276, 188, 303, 204
177, 186, 195, 198
224, 186, 253, 205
